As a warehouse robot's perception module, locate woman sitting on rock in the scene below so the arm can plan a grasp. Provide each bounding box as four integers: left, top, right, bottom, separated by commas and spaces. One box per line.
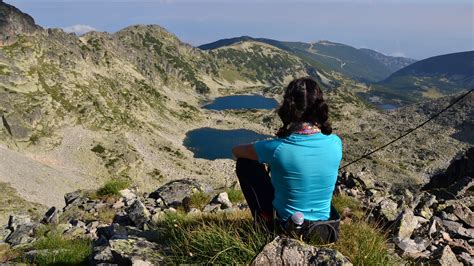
232, 77, 343, 243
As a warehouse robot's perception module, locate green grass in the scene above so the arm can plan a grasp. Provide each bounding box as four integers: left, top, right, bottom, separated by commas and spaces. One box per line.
332, 194, 364, 219
153, 195, 399, 265
187, 191, 211, 209
96, 179, 129, 197
157, 211, 274, 264
226, 188, 245, 203
20, 226, 92, 265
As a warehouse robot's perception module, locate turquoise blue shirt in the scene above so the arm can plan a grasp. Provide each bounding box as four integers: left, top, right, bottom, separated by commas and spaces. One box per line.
253, 133, 342, 221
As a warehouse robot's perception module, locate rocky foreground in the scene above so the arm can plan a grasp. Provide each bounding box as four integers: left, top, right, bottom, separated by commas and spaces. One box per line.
0, 148, 472, 265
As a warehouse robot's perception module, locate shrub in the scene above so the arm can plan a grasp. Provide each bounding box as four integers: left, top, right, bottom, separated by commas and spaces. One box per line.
96, 179, 129, 197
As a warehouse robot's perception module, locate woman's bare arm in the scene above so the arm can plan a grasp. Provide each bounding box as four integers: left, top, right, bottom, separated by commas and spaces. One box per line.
232, 144, 259, 161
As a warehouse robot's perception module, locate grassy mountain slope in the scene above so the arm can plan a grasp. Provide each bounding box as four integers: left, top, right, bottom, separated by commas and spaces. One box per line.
199, 36, 416, 82
367, 51, 474, 104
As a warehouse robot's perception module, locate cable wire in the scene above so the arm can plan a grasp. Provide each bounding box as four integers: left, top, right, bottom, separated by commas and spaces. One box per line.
339, 88, 473, 171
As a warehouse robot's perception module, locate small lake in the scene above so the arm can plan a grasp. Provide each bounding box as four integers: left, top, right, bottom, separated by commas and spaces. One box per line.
378, 103, 399, 110
203, 95, 279, 111
183, 128, 271, 160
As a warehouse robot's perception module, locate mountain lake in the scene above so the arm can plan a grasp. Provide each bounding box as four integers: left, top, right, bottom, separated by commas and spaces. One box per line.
183, 127, 271, 160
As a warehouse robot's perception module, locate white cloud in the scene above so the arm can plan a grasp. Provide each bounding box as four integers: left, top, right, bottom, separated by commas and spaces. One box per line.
390, 51, 406, 57
63, 24, 97, 35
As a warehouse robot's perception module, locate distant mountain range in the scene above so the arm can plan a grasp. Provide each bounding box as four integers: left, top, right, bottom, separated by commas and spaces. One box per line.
199, 36, 417, 82
366, 51, 474, 104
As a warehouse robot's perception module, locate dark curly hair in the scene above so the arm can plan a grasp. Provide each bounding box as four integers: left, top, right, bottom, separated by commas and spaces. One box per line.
276, 77, 332, 137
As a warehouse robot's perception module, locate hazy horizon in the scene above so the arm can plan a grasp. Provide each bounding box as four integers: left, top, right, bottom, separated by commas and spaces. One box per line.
7, 0, 474, 60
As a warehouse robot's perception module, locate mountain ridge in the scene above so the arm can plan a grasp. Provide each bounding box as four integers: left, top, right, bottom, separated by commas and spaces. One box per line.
199, 36, 417, 82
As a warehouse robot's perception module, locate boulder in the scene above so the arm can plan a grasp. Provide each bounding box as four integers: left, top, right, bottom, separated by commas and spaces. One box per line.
441, 220, 474, 239
394, 209, 418, 239
395, 237, 429, 258
97, 223, 128, 240
126, 200, 151, 229
41, 207, 58, 225
120, 189, 138, 206
452, 204, 474, 227
0, 228, 11, 243
7, 214, 31, 231
64, 190, 84, 206
457, 252, 474, 266
432, 245, 462, 266
92, 246, 114, 264
5, 223, 37, 246
212, 192, 233, 209
108, 236, 164, 265
251, 236, 352, 265
149, 179, 203, 207
377, 198, 399, 222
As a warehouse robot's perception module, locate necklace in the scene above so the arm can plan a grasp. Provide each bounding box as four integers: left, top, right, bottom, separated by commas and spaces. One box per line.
292, 122, 321, 135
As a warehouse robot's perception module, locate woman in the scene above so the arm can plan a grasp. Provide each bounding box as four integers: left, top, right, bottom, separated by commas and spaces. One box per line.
232, 77, 342, 242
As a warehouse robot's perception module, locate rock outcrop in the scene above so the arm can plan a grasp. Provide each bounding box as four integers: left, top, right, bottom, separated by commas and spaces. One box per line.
0, 0, 40, 46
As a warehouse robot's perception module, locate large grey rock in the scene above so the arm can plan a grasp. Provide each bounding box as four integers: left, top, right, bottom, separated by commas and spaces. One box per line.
451, 204, 474, 227
442, 220, 474, 239
149, 179, 202, 207
97, 223, 128, 240
251, 236, 352, 265
395, 237, 429, 258
394, 209, 418, 239
5, 223, 37, 246
457, 252, 474, 266
126, 200, 151, 229
120, 188, 138, 206
64, 190, 84, 206
7, 214, 31, 231
109, 236, 164, 265
377, 198, 399, 222
92, 246, 114, 264
433, 245, 462, 266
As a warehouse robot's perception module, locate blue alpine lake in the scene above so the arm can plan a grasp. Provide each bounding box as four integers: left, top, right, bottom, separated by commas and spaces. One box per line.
203, 94, 279, 110
183, 127, 271, 160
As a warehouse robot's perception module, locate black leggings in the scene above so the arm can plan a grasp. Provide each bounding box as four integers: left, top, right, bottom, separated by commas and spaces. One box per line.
235, 158, 274, 222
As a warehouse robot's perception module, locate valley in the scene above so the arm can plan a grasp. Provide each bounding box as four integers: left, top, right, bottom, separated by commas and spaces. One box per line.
0, 0, 472, 233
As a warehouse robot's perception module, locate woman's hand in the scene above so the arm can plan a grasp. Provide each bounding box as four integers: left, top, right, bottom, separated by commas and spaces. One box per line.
232, 144, 259, 161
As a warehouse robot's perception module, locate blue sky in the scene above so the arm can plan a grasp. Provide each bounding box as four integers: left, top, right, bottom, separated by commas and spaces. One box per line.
8, 0, 474, 59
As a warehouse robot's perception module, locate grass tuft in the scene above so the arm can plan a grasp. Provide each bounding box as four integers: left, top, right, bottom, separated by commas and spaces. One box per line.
157, 211, 274, 264
187, 191, 211, 209
96, 179, 129, 197
226, 188, 245, 203
20, 226, 92, 265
